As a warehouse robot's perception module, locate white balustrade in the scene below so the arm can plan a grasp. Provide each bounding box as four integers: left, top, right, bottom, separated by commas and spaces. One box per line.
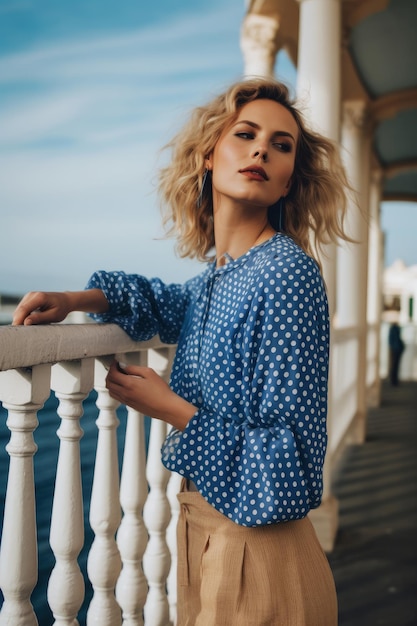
0, 317, 378, 623
142, 349, 176, 626
86, 358, 123, 625
0, 364, 51, 626
143, 421, 172, 626
115, 352, 149, 626
0, 325, 182, 625
48, 360, 94, 626
166, 472, 182, 625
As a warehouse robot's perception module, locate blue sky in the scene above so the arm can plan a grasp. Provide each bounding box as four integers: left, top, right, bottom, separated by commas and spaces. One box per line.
0, 0, 414, 296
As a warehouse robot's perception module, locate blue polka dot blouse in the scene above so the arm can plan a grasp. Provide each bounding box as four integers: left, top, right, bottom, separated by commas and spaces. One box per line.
86, 233, 330, 527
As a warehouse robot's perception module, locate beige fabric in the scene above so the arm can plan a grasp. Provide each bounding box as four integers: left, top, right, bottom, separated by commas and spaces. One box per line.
176, 481, 337, 626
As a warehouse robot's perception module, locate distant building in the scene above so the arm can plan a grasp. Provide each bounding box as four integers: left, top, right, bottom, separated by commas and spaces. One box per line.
382, 260, 417, 325
381, 260, 417, 381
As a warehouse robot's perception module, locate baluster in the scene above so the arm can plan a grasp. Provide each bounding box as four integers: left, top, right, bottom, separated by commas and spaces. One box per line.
47, 360, 94, 625
115, 406, 148, 626
116, 352, 148, 626
166, 471, 182, 626
163, 347, 183, 626
86, 359, 122, 626
0, 364, 51, 626
115, 354, 149, 626
143, 348, 175, 626
143, 421, 171, 626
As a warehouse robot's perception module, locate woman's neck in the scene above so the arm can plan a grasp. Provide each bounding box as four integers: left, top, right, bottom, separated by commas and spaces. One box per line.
214, 212, 276, 267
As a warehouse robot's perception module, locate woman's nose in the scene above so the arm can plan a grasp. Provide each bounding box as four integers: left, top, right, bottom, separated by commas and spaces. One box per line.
252, 147, 268, 162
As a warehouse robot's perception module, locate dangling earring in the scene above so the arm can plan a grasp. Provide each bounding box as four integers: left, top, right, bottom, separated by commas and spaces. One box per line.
197, 168, 209, 209
278, 197, 285, 231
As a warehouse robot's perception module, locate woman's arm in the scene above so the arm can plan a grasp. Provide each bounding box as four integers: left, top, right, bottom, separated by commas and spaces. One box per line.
86, 270, 193, 343
12, 289, 109, 326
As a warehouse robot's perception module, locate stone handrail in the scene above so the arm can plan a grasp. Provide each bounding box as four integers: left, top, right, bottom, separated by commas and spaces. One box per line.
0, 323, 180, 626
0, 322, 161, 370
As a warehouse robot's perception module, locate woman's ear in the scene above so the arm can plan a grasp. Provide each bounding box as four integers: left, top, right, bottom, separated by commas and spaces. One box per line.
205, 154, 213, 171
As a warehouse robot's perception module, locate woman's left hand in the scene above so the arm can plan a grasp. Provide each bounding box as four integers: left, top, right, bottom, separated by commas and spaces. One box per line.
105, 360, 196, 430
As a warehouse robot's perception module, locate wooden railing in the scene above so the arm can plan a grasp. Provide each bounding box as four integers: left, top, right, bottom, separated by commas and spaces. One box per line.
0, 323, 180, 626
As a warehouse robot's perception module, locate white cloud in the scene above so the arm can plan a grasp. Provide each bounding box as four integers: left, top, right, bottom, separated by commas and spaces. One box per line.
0, 90, 96, 144
0, 5, 247, 154
0, 142, 156, 200
0, 6, 244, 84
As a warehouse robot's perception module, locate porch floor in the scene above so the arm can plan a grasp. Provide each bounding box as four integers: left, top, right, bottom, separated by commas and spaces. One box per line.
327, 379, 417, 626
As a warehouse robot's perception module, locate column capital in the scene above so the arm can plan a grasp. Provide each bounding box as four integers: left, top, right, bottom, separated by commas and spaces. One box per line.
343, 99, 371, 132
240, 13, 281, 77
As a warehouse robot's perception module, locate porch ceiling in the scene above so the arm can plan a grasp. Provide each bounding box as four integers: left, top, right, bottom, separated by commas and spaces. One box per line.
246, 0, 417, 203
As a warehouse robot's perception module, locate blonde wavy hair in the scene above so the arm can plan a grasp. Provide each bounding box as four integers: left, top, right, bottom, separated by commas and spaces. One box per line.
158, 77, 353, 269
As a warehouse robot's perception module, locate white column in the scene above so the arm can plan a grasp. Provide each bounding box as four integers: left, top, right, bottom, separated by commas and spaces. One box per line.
367, 169, 384, 406
296, 0, 342, 317
240, 13, 281, 77
338, 101, 371, 326
338, 100, 371, 440
367, 170, 383, 326
296, 0, 341, 138
296, 0, 342, 551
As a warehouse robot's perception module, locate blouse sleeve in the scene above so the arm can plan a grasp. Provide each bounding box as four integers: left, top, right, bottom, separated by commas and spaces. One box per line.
162, 254, 330, 526
85, 270, 189, 343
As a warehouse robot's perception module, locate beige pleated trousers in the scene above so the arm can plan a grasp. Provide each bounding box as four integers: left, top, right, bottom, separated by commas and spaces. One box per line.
176, 481, 337, 626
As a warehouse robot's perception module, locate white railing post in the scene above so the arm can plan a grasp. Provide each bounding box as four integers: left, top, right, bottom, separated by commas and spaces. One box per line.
143, 349, 175, 626
143, 421, 171, 626
0, 364, 51, 626
47, 359, 95, 625
86, 358, 122, 626
116, 353, 149, 626
166, 471, 182, 626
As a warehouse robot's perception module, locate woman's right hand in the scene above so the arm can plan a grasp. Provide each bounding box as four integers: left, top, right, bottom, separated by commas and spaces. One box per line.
12, 288, 110, 326
12, 291, 74, 326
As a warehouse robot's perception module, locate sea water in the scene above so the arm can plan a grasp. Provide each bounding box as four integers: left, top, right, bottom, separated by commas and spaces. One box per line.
0, 391, 148, 626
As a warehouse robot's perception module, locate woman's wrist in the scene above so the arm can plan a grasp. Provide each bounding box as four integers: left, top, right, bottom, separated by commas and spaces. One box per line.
66, 289, 109, 314
164, 395, 197, 431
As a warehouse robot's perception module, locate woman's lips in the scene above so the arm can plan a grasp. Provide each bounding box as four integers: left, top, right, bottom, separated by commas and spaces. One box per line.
239, 166, 268, 181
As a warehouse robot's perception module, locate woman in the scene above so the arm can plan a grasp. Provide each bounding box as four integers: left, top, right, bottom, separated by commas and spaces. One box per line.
13, 78, 352, 625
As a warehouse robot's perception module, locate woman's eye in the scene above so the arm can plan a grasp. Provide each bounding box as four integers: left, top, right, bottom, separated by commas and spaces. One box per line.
235, 132, 253, 140
273, 142, 292, 152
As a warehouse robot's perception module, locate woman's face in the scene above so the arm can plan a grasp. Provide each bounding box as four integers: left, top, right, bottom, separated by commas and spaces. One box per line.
207, 98, 298, 211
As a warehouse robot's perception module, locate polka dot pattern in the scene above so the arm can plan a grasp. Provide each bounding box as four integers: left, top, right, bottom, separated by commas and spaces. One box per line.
87, 234, 330, 527
86, 273, 190, 343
